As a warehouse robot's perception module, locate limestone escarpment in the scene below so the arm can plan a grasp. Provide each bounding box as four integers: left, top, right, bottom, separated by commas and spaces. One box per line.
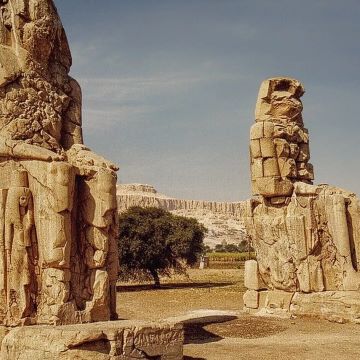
117, 184, 249, 248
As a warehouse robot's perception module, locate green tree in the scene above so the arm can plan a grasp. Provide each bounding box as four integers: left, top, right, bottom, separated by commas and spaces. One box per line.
224, 243, 239, 253
118, 207, 206, 287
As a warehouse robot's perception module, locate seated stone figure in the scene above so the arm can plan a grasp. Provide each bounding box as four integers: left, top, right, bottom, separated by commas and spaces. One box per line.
246, 77, 360, 297
0, 0, 118, 325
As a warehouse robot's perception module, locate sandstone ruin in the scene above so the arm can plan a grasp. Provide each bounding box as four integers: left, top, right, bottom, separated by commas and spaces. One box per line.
0, 1, 183, 358
0, 0, 119, 327
243, 77, 360, 322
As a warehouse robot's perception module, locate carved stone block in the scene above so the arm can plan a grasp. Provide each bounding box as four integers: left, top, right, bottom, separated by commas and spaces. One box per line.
243, 290, 259, 309
250, 140, 262, 158
263, 121, 274, 138
250, 122, 264, 140
260, 138, 276, 158
251, 158, 264, 179
255, 177, 294, 197
1, 320, 184, 360
263, 158, 280, 177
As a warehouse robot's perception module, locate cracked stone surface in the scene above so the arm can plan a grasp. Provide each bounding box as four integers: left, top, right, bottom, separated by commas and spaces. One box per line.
243, 78, 360, 321
0, 320, 184, 360
0, 0, 119, 327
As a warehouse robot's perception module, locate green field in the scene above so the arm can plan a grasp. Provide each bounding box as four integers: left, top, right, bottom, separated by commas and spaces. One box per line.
206, 252, 256, 262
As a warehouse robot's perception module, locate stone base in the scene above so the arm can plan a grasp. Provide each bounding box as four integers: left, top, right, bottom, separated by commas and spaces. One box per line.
244, 289, 360, 323
291, 291, 360, 323
0, 320, 183, 360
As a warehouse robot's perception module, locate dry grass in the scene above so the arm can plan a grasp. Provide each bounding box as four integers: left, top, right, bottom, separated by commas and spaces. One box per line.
116, 268, 246, 321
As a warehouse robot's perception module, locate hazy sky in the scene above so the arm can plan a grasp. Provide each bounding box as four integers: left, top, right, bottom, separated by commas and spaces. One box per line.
55, 0, 360, 201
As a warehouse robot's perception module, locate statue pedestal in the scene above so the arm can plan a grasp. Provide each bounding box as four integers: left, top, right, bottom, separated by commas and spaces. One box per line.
1, 320, 183, 360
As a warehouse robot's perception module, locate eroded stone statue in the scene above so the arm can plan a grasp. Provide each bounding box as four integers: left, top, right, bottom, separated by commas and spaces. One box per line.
0, 3, 185, 359
0, 0, 119, 326
244, 77, 360, 321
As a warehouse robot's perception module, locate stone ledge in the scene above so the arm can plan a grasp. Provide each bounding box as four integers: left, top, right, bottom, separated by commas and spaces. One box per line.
0, 320, 183, 360
244, 290, 360, 324
291, 291, 360, 323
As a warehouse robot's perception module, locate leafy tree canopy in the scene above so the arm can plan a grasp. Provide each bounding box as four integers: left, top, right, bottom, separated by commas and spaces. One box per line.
118, 206, 207, 286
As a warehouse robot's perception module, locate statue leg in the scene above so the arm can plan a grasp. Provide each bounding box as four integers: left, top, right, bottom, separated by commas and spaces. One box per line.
22, 161, 75, 324
77, 168, 118, 321
326, 194, 360, 290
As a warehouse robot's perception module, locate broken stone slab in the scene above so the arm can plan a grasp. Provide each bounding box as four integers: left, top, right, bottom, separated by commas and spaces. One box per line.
0, 320, 183, 360
291, 291, 360, 323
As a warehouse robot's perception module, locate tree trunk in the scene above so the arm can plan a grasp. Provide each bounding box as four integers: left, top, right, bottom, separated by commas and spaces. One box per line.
150, 269, 160, 288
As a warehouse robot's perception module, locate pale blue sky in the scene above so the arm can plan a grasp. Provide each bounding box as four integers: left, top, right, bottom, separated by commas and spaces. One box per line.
56, 1, 360, 201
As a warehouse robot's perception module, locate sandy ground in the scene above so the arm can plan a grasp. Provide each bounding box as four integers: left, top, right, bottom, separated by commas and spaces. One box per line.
116, 269, 360, 360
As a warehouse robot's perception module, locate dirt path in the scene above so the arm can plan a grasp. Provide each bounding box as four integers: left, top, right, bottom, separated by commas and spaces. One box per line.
116, 269, 360, 359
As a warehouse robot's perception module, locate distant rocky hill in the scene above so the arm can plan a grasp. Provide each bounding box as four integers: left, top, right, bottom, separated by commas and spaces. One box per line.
116, 184, 249, 248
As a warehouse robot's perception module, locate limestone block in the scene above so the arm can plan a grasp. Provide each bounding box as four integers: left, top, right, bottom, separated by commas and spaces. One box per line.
265, 290, 294, 311
243, 290, 259, 309
250, 139, 262, 158
255, 177, 294, 197
297, 143, 310, 162
244, 260, 261, 290
263, 158, 279, 177
255, 102, 271, 121
259, 138, 275, 158
263, 121, 274, 138
251, 158, 263, 179
250, 122, 264, 140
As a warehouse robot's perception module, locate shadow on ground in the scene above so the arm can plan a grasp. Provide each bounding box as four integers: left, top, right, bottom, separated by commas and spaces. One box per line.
183, 357, 207, 360
184, 322, 224, 344
183, 316, 238, 345
184, 315, 289, 345
117, 282, 235, 292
